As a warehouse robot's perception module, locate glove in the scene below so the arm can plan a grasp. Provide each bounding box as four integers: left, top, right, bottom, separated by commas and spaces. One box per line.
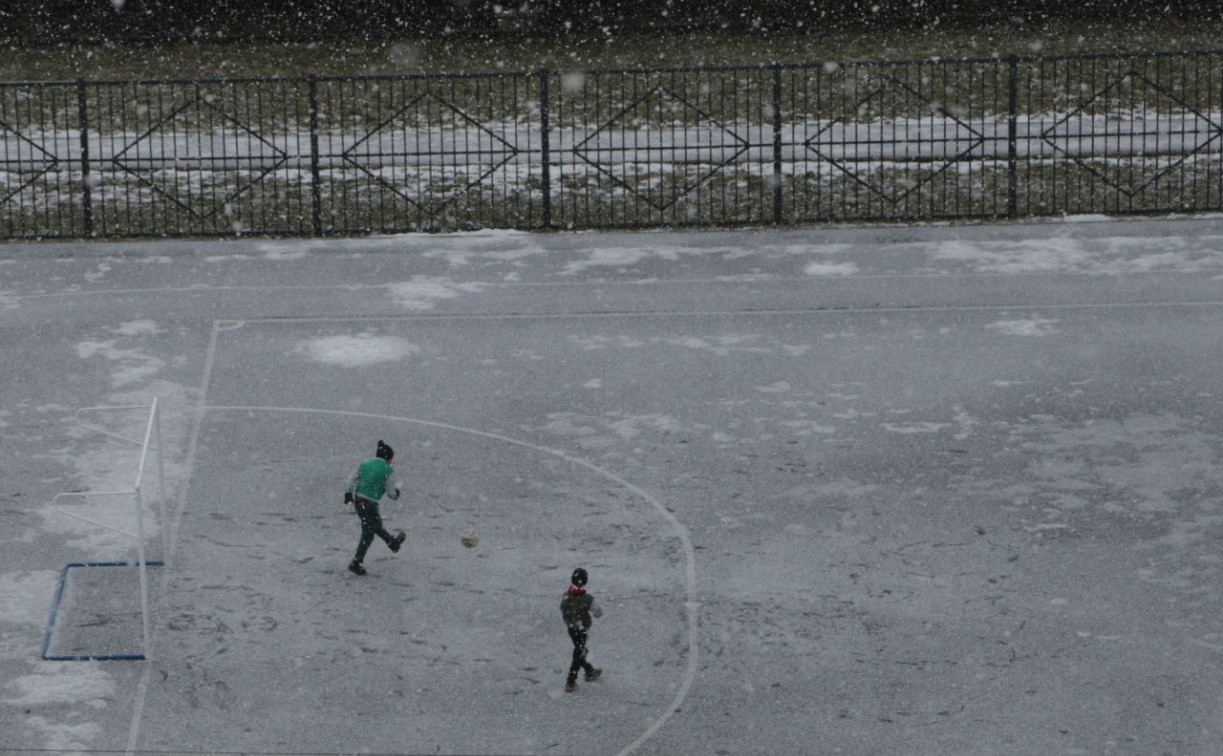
344, 492, 354, 505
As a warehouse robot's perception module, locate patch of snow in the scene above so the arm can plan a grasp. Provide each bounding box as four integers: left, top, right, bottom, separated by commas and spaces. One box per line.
83, 262, 111, 283
420, 241, 546, 267
74, 340, 165, 388
1060, 214, 1115, 223
294, 333, 419, 367
606, 414, 683, 441
779, 420, 836, 435
18, 716, 102, 751
561, 247, 675, 275
569, 333, 771, 356
113, 320, 164, 338
881, 422, 951, 434
4, 664, 115, 707
543, 415, 599, 437
803, 261, 859, 276
0, 571, 59, 626
986, 318, 1060, 337
385, 277, 488, 310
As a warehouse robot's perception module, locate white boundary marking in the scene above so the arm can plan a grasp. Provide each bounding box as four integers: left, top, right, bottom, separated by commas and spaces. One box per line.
125, 318, 698, 756
209, 299, 1223, 325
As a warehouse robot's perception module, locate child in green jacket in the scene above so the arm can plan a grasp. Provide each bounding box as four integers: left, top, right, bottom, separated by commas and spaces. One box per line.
345, 440, 406, 576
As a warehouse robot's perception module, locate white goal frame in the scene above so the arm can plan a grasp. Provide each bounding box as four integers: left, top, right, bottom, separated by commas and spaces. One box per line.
47, 398, 167, 661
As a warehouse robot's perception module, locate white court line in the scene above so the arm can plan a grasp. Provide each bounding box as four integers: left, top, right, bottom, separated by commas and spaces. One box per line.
218, 297, 1223, 326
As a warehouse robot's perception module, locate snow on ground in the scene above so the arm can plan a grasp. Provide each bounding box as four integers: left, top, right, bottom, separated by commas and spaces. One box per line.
294, 333, 421, 367
2, 216, 1223, 755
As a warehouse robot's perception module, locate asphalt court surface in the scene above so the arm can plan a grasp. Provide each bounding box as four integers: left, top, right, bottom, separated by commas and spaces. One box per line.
3, 218, 1223, 755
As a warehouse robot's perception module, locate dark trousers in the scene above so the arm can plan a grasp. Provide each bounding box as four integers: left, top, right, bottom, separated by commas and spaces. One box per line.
353, 496, 395, 563
567, 624, 595, 681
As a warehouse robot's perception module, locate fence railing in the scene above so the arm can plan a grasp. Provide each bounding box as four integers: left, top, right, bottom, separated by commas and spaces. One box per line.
3, 50, 1223, 239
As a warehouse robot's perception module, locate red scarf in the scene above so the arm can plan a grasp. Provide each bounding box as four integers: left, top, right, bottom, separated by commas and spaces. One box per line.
567, 585, 586, 596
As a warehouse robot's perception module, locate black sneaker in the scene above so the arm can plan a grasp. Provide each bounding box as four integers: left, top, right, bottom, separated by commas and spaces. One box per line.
348, 560, 367, 576
389, 531, 406, 553
585, 668, 602, 682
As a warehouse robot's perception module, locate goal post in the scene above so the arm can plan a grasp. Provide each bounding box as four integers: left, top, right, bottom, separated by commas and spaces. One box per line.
45, 398, 168, 661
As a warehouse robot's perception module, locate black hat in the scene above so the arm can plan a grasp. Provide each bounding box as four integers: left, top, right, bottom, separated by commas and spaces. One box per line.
376, 440, 394, 461
571, 567, 588, 587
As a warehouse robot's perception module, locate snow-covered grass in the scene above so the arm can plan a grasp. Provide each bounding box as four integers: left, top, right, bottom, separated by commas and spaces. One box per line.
4, 150, 1221, 237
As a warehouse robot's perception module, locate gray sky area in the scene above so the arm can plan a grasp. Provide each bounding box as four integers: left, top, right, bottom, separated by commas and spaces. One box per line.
3, 216, 1223, 755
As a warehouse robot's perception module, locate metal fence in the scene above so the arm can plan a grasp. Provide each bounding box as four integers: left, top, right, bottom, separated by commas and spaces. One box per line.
3, 50, 1223, 239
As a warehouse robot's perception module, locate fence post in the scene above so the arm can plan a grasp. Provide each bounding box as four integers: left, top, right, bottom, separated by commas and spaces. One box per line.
1007, 56, 1019, 219
539, 69, 552, 230
77, 79, 93, 237
772, 64, 783, 225
308, 74, 322, 236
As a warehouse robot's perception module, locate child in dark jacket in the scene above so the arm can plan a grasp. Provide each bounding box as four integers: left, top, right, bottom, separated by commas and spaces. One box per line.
560, 567, 603, 692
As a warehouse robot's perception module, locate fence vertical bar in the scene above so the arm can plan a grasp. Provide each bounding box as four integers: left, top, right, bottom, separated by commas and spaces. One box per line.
539, 69, 552, 230
772, 64, 783, 225
308, 74, 322, 236
1006, 56, 1019, 219
77, 79, 93, 236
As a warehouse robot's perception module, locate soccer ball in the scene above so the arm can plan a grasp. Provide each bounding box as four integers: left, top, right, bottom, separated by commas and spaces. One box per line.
460, 530, 479, 549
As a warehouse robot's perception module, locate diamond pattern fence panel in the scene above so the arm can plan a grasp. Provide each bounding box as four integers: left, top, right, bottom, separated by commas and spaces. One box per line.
549, 66, 775, 229
86, 77, 313, 237
783, 58, 1011, 223
85, 78, 313, 237
316, 72, 543, 234
1018, 51, 1223, 217
0, 82, 84, 238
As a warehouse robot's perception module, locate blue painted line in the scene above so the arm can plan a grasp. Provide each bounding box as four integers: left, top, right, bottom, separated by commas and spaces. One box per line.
41, 560, 165, 662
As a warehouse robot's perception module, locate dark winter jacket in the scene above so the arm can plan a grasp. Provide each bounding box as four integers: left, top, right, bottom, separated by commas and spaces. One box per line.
560, 586, 602, 629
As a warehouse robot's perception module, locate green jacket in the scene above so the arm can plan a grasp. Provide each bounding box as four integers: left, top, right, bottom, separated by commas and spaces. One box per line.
347, 458, 399, 502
